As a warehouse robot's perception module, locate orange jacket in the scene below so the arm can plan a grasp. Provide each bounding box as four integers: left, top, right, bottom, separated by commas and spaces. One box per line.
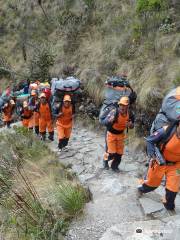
112, 113, 129, 132
21, 108, 33, 119
38, 103, 52, 121
163, 133, 180, 162
56, 105, 73, 128
2, 104, 14, 122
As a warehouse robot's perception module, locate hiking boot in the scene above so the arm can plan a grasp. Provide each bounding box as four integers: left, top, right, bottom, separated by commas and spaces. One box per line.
137, 188, 143, 198
112, 168, 120, 173
48, 132, 54, 141
103, 160, 109, 170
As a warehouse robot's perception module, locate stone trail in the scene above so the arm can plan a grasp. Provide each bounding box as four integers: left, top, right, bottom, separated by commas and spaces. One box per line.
48, 125, 180, 240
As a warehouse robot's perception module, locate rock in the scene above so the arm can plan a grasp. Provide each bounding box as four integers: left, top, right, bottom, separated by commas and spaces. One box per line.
79, 174, 96, 183
126, 233, 153, 240
100, 220, 174, 240
79, 148, 92, 154
79, 105, 85, 111
72, 165, 85, 175
59, 150, 77, 159
101, 179, 126, 195
139, 197, 165, 215
83, 137, 93, 142
120, 162, 138, 172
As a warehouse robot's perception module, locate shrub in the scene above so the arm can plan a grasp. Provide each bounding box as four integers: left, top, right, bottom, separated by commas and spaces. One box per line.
28, 42, 55, 82
136, 0, 168, 14
83, 0, 95, 9
56, 182, 86, 216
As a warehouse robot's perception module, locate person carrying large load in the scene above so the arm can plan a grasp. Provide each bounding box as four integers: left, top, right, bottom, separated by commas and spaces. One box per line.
99, 74, 136, 172
36, 93, 54, 141
28, 90, 40, 135
51, 71, 81, 150
20, 101, 33, 128
54, 94, 74, 151
138, 86, 180, 211
1, 99, 15, 128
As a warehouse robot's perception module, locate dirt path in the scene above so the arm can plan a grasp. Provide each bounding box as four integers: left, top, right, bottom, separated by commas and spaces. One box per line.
48, 125, 180, 240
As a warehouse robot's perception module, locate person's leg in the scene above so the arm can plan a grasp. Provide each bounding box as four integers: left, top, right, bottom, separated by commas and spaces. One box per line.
103, 152, 109, 169
34, 112, 39, 135
106, 132, 117, 170
47, 120, 54, 141
57, 125, 65, 150
35, 126, 39, 135
63, 127, 72, 147
164, 164, 180, 210
39, 118, 47, 141
111, 153, 122, 171
28, 115, 34, 130
7, 121, 11, 128
103, 131, 109, 169
111, 137, 124, 171
138, 162, 165, 193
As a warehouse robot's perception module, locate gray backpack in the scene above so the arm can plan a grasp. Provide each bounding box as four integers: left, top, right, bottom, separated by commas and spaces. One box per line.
151, 87, 180, 133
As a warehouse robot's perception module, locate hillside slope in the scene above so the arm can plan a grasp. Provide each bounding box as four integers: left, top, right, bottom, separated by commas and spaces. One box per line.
0, 0, 180, 121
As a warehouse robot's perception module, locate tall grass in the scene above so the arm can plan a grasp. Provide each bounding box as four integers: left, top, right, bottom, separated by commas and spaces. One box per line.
0, 127, 88, 239
55, 182, 87, 216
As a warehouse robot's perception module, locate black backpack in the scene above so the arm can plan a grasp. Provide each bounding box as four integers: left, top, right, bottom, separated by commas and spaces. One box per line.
99, 102, 119, 127
157, 120, 178, 152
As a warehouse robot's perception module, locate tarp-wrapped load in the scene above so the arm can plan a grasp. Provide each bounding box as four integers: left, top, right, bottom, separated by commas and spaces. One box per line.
104, 76, 134, 105
151, 87, 180, 133
51, 78, 59, 95
52, 76, 81, 102
51, 76, 82, 116
29, 83, 39, 92
39, 82, 50, 90
38, 82, 51, 100
16, 93, 30, 104
99, 76, 136, 124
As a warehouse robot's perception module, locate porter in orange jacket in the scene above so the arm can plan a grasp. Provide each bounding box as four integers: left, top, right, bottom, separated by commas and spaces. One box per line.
37, 93, 54, 141
138, 121, 180, 210
55, 95, 73, 150
21, 101, 33, 128
28, 90, 40, 135
2, 100, 15, 128
102, 97, 134, 172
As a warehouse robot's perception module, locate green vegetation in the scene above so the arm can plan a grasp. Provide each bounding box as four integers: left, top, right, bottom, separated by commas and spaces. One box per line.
55, 182, 87, 216
0, 0, 180, 121
173, 74, 180, 87
0, 127, 88, 239
136, 0, 169, 13
28, 42, 56, 82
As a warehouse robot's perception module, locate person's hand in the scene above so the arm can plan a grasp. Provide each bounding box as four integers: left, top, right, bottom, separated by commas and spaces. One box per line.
149, 158, 157, 168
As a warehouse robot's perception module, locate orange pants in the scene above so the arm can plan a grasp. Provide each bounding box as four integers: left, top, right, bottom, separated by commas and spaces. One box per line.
39, 118, 53, 133
34, 112, 39, 127
143, 161, 180, 193
106, 131, 125, 155
28, 115, 34, 129
28, 112, 39, 128
57, 125, 72, 140
3, 113, 12, 123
